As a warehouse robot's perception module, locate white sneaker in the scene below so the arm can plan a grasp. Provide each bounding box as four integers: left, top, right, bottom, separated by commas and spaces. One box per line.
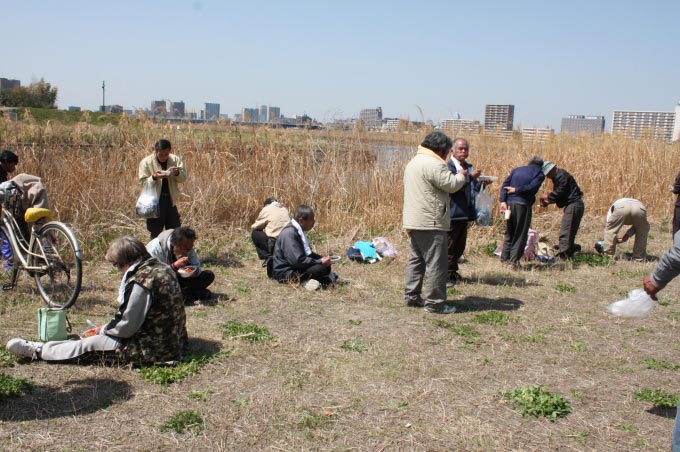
6, 338, 43, 359
301, 279, 321, 291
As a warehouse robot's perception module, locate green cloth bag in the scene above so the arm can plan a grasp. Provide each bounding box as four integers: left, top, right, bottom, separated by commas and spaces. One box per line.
37, 308, 70, 341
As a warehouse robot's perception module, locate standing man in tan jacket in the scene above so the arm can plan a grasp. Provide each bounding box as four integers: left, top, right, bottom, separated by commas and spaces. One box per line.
403, 131, 466, 314
138, 139, 187, 239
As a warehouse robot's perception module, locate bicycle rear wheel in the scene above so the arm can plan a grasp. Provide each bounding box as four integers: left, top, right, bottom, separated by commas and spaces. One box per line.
31, 222, 82, 309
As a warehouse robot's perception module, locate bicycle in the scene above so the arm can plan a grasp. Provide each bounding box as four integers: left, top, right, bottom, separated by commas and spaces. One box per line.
0, 182, 82, 309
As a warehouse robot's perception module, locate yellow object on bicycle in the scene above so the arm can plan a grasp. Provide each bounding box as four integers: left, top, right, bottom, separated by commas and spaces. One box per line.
24, 208, 52, 223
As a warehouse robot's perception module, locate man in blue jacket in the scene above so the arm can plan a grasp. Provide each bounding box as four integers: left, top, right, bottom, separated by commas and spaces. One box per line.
272, 205, 336, 290
499, 156, 545, 266
446, 138, 488, 283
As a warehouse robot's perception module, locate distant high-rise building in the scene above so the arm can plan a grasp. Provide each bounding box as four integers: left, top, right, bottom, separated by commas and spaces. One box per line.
611, 109, 676, 142
0, 78, 20, 91
259, 105, 268, 123
360, 107, 383, 129
268, 106, 281, 121
673, 103, 680, 142
484, 104, 514, 131
151, 100, 167, 117
522, 127, 554, 143
68, 106, 81, 112
205, 103, 220, 121
243, 108, 259, 123
440, 118, 481, 136
171, 101, 185, 118
560, 115, 605, 135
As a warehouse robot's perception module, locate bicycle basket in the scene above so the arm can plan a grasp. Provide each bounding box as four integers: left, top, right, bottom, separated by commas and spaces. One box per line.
0, 181, 22, 217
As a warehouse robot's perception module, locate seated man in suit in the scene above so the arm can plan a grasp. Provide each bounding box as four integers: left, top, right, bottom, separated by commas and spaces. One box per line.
272, 205, 337, 290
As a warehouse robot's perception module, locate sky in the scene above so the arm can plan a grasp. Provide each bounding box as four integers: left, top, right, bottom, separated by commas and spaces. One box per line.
3, 0, 679, 129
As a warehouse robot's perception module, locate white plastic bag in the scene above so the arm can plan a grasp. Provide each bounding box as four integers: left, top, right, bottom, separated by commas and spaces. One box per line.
607, 289, 656, 318
135, 181, 159, 218
475, 186, 492, 226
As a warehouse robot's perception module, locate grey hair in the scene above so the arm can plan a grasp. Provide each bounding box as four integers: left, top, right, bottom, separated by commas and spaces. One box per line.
293, 205, 314, 221
421, 131, 453, 153
105, 237, 150, 267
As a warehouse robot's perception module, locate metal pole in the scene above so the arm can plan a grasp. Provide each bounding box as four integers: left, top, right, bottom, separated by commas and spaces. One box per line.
101, 81, 105, 112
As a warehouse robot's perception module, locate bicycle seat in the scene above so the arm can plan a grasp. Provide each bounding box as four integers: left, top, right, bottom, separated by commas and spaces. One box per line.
24, 208, 52, 223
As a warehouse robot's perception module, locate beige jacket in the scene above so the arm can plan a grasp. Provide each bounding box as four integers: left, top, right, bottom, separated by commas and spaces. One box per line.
402, 146, 466, 231
251, 203, 290, 238
138, 153, 187, 206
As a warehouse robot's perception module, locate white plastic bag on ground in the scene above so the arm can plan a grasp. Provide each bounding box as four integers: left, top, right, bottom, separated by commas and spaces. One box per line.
607, 289, 656, 318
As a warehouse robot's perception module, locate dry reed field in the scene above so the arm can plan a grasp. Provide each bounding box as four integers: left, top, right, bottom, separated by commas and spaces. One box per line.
1, 116, 680, 450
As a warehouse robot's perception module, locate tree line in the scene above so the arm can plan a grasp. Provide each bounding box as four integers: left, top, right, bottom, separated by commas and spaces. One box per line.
0, 79, 58, 109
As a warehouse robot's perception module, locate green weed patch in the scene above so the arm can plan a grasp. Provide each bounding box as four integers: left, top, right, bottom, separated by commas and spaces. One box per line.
472, 311, 511, 326
641, 359, 680, 370
220, 321, 274, 342
634, 389, 678, 409
138, 352, 223, 386
501, 385, 571, 421
341, 340, 368, 353
160, 410, 204, 434
0, 373, 32, 400
573, 254, 611, 266
554, 284, 576, 293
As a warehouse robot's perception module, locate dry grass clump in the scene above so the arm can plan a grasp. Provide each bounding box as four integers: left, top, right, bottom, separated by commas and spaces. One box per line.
0, 116, 678, 258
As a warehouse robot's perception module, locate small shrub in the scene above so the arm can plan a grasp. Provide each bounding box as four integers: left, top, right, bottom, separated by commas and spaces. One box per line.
472, 311, 511, 326
160, 410, 204, 434
554, 284, 576, 293
220, 321, 274, 342
297, 409, 331, 429
641, 359, 680, 370
189, 391, 209, 401
138, 353, 222, 386
0, 374, 33, 400
341, 340, 368, 353
617, 423, 638, 433
477, 242, 498, 257
349, 319, 362, 325
634, 389, 678, 409
434, 320, 480, 343
501, 385, 571, 421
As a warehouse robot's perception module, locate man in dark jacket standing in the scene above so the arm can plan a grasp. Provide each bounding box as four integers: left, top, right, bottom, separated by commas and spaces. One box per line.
272, 205, 336, 290
446, 138, 487, 283
539, 162, 585, 259
499, 156, 545, 266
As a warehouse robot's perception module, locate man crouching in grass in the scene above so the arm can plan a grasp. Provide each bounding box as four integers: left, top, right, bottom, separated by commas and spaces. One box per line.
403, 131, 466, 314
272, 205, 338, 290
6, 237, 187, 364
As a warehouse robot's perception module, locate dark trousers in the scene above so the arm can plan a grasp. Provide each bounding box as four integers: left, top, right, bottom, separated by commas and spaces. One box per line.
674, 203, 680, 237
146, 194, 181, 240
501, 203, 532, 264
447, 220, 468, 274
281, 264, 332, 284
179, 269, 215, 302
558, 200, 584, 256
251, 230, 276, 260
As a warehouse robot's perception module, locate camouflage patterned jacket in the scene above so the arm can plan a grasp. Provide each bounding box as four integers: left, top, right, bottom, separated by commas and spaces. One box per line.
105, 257, 187, 364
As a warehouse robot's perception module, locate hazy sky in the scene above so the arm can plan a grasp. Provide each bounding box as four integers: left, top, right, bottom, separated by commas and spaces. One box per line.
3, 0, 679, 129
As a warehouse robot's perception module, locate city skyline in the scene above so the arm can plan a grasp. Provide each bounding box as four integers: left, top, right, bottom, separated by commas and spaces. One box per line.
3, 1, 679, 129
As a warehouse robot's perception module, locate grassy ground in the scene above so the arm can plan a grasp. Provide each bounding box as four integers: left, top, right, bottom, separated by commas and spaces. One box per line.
0, 215, 678, 450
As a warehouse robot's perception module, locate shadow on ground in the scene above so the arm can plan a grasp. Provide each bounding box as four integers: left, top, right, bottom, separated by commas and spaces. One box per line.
453, 296, 523, 312
185, 337, 223, 355
647, 406, 677, 418
202, 254, 244, 268
469, 272, 539, 287
0, 377, 132, 421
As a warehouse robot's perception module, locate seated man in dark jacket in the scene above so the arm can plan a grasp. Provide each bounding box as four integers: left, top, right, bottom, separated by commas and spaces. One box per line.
272, 205, 336, 290
539, 162, 584, 259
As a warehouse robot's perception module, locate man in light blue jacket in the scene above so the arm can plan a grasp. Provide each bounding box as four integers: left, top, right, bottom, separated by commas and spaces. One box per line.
146, 227, 215, 303
403, 131, 466, 313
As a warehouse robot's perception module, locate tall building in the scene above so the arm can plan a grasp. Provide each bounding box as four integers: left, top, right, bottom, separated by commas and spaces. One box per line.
673, 103, 680, 142
171, 101, 185, 118
359, 107, 383, 129
268, 106, 281, 121
440, 118, 481, 136
243, 108, 259, 123
522, 127, 554, 143
0, 78, 20, 91
560, 115, 605, 135
151, 100, 167, 117
611, 109, 676, 142
484, 104, 514, 131
259, 105, 268, 123
205, 103, 220, 121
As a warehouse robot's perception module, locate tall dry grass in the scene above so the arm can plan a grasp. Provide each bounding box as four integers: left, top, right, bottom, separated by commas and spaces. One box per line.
0, 116, 678, 257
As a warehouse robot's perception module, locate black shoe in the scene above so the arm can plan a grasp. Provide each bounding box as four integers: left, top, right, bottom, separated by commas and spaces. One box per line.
425, 303, 456, 314
405, 298, 424, 308
448, 271, 463, 283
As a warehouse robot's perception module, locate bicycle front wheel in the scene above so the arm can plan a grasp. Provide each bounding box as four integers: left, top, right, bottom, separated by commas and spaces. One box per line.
31, 222, 82, 309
